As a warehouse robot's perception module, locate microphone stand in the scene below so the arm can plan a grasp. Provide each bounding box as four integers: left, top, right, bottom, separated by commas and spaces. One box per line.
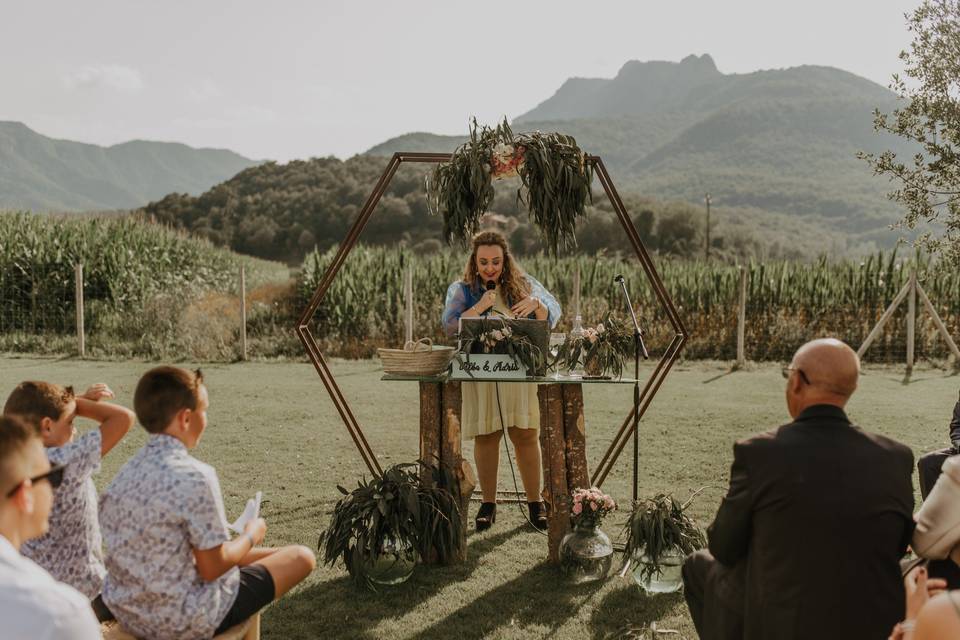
615, 276, 648, 503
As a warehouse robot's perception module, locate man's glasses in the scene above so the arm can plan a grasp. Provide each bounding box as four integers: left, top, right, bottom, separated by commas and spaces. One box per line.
4, 463, 66, 498
781, 366, 811, 385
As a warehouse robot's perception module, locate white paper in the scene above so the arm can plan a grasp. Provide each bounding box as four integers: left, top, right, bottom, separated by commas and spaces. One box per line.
229, 491, 262, 534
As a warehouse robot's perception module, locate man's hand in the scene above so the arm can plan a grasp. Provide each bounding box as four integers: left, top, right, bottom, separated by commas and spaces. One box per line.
81, 383, 115, 402
243, 517, 267, 546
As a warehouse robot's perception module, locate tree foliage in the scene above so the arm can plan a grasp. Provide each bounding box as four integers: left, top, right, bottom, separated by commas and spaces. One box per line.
861, 0, 960, 264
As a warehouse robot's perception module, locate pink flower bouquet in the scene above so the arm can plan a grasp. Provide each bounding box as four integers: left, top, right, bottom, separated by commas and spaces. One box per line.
570, 486, 617, 529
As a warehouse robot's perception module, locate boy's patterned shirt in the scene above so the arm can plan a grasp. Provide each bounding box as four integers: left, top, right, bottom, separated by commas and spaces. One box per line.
100, 434, 240, 640
21, 429, 105, 599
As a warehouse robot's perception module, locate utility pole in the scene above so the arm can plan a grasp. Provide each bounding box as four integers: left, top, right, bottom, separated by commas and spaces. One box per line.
704, 193, 712, 260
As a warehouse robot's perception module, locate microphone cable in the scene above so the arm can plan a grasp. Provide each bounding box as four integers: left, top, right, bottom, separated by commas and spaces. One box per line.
493, 381, 549, 537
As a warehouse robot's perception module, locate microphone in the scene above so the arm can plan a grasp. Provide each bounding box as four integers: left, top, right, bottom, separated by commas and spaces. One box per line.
614, 275, 649, 359
482, 280, 496, 316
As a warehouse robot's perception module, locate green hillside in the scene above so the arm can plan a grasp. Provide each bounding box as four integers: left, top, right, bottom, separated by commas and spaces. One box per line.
0, 121, 259, 212
366, 55, 913, 250
139, 152, 851, 264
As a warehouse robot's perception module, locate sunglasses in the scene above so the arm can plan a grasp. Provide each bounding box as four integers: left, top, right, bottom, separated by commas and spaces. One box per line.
781, 366, 811, 385
5, 463, 66, 498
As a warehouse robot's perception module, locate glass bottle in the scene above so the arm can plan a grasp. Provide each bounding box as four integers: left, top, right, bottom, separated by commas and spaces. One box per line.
568, 314, 584, 378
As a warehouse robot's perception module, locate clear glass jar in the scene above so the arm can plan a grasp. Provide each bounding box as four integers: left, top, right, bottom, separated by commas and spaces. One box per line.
361, 535, 418, 586
632, 547, 684, 594
559, 522, 613, 584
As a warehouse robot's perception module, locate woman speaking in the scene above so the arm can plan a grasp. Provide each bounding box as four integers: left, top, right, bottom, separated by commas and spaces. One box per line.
441, 230, 561, 532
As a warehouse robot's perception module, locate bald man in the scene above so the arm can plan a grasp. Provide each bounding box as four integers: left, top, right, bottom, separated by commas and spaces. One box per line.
682, 339, 914, 640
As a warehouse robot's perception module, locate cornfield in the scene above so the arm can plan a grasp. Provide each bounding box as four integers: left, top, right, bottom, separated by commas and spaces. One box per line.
1, 209, 957, 364
0, 212, 289, 359
300, 246, 960, 363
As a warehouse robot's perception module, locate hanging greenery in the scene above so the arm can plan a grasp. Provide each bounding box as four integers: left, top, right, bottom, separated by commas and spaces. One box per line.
426, 118, 593, 254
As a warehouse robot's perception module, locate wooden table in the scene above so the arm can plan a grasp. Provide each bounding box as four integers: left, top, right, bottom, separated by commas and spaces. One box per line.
384, 374, 638, 563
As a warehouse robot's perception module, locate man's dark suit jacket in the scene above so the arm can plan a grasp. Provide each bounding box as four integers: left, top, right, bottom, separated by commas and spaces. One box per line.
707, 404, 914, 640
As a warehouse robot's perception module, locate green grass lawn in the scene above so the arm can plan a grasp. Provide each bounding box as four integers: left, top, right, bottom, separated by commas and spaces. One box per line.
1, 356, 956, 639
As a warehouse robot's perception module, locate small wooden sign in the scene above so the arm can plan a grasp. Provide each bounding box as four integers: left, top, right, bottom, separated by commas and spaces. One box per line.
450, 354, 526, 380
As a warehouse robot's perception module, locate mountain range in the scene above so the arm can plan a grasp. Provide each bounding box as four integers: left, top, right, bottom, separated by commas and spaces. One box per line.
2, 54, 913, 255
0, 121, 258, 212
367, 54, 912, 252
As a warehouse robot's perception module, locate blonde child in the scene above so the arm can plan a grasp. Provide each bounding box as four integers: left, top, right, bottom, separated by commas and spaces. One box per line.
4, 380, 134, 603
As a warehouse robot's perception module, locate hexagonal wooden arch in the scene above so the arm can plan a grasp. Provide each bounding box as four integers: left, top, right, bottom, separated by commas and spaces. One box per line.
295, 151, 688, 487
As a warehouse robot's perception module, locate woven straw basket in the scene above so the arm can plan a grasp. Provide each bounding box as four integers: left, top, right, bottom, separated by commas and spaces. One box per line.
377, 338, 455, 376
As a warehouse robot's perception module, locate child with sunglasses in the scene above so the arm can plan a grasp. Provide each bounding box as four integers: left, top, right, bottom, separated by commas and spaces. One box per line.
3, 381, 134, 611
0, 415, 100, 639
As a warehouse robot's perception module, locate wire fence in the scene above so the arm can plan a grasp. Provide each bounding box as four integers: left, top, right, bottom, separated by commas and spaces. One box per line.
1, 250, 957, 367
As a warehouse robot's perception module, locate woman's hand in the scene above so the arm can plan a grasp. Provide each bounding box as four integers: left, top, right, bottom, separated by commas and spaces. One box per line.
511, 296, 541, 318
474, 289, 497, 314
904, 565, 947, 621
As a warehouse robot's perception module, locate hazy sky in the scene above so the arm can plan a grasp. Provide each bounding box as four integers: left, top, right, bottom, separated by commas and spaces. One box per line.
1, 0, 917, 161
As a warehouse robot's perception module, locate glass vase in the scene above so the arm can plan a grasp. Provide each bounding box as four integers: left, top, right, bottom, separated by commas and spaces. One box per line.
559, 522, 613, 584
632, 547, 684, 594
361, 535, 418, 586
584, 358, 604, 378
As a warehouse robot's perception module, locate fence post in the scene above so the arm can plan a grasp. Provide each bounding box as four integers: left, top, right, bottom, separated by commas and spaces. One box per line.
916, 281, 960, 363
74, 263, 85, 358
404, 266, 413, 345
736, 265, 746, 366
239, 266, 247, 361
907, 271, 916, 372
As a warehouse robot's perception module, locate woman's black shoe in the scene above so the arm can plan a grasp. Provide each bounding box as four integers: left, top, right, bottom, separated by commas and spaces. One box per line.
528, 501, 548, 531
475, 502, 497, 532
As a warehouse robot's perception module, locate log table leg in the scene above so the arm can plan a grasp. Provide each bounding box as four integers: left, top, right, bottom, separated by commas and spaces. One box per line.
419, 381, 471, 564
562, 384, 589, 491
441, 381, 471, 562
539, 383, 589, 563
539, 384, 569, 563
419, 383, 442, 484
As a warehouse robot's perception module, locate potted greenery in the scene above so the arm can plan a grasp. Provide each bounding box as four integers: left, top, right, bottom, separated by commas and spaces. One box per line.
620, 492, 707, 594
554, 312, 633, 378
318, 460, 463, 590
457, 318, 547, 377
426, 118, 593, 254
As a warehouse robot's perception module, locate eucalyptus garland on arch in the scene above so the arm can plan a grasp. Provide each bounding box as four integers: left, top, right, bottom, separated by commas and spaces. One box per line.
426, 118, 593, 254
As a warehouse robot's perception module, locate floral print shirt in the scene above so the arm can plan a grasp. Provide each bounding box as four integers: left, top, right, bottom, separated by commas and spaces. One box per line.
100, 434, 239, 640
21, 429, 105, 599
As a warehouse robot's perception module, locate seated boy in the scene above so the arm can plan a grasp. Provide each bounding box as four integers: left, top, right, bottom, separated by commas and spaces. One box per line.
3, 380, 134, 602
100, 366, 315, 639
0, 414, 100, 639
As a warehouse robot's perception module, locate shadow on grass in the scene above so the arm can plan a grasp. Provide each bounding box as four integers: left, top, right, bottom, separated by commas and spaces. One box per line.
264, 524, 528, 639
897, 369, 954, 386
702, 368, 736, 384
411, 559, 598, 640
588, 585, 684, 639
